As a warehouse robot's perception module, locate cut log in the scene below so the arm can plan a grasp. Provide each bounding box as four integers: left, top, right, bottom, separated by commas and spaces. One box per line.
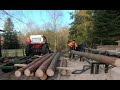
56, 60, 63, 80
14, 54, 48, 77
35, 52, 57, 77
61, 59, 67, 75
24, 53, 52, 76
71, 50, 120, 67
30, 73, 34, 76
34, 55, 43, 58
14, 64, 27, 67
46, 52, 60, 76
61, 70, 67, 75
15, 70, 22, 77
57, 67, 74, 70
40, 73, 47, 80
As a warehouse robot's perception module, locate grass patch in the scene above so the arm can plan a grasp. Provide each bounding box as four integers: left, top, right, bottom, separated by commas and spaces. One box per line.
1, 49, 25, 57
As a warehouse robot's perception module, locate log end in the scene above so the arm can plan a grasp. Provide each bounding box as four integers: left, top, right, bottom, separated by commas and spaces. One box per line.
24, 69, 31, 76
40, 74, 47, 80
35, 69, 44, 77
61, 70, 67, 76
115, 59, 120, 67
46, 69, 54, 76
15, 71, 21, 77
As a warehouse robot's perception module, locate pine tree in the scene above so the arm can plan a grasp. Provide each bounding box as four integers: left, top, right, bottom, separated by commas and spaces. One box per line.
2, 17, 20, 49
93, 10, 120, 45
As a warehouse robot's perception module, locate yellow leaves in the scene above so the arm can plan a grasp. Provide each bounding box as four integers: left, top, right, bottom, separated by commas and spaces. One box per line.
79, 10, 91, 18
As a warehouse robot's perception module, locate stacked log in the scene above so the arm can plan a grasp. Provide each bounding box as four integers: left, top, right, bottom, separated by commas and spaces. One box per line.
24, 53, 52, 76
46, 52, 60, 76
35, 52, 57, 77
40, 74, 47, 80
14, 52, 61, 80
15, 54, 48, 77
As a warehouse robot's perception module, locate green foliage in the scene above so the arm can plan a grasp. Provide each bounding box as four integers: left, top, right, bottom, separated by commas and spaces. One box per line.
4, 18, 14, 32
2, 17, 20, 49
70, 10, 120, 47
93, 10, 120, 45
69, 10, 94, 47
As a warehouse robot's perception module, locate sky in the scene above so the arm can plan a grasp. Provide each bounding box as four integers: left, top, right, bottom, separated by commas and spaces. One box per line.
0, 10, 74, 32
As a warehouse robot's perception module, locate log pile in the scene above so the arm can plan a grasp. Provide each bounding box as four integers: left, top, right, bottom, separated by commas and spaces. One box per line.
15, 54, 48, 77
14, 52, 60, 80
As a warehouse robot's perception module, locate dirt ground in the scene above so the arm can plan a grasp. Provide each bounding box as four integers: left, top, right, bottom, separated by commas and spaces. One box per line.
59, 59, 110, 80
0, 55, 112, 80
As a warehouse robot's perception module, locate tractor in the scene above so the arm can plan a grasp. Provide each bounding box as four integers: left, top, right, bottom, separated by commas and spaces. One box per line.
25, 35, 50, 56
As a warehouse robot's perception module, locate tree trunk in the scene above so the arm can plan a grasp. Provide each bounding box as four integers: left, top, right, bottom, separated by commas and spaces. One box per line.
24, 53, 52, 76
71, 50, 120, 67
46, 52, 60, 76
15, 54, 48, 77
61, 59, 67, 75
35, 52, 57, 77
40, 73, 47, 80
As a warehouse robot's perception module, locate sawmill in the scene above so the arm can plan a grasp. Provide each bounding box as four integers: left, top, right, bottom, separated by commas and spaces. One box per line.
1, 10, 120, 80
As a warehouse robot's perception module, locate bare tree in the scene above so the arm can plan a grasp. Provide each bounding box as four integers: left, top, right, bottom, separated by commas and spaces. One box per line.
0, 10, 28, 32
47, 10, 63, 51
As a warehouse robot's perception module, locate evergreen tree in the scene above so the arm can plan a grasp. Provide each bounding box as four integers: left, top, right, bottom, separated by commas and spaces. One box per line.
2, 17, 20, 49
93, 10, 120, 45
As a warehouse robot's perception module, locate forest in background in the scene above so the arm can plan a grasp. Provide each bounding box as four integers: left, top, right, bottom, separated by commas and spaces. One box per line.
1, 10, 120, 51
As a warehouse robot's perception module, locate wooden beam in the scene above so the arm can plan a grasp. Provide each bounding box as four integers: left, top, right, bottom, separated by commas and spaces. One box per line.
14, 64, 27, 67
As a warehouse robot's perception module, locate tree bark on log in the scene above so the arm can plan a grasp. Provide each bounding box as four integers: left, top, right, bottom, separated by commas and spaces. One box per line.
61, 59, 67, 75
46, 52, 60, 76
24, 53, 52, 76
35, 52, 57, 77
15, 54, 48, 77
71, 50, 120, 67
30, 72, 34, 76
40, 73, 47, 80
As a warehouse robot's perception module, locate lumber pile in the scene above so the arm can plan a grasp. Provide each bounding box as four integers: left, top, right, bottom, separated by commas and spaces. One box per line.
14, 52, 60, 80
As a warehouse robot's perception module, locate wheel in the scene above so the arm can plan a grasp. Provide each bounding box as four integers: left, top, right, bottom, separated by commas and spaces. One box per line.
25, 45, 30, 56
41, 44, 49, 55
